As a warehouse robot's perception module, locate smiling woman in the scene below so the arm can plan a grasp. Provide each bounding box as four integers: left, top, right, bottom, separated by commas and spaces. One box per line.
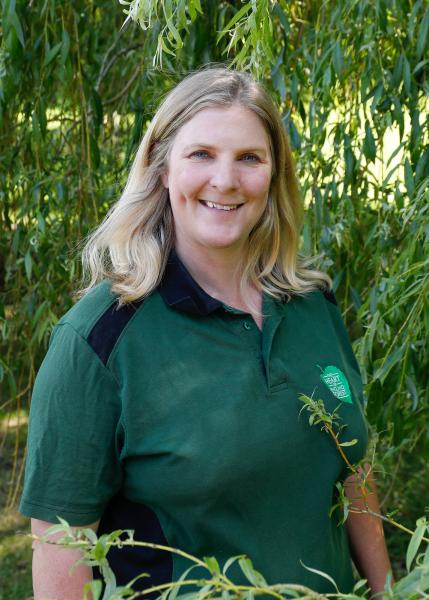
163, 105, 273, 290
20, 67, 392, 599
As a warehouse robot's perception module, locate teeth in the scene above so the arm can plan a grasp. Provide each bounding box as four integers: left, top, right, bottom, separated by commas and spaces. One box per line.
204, 201, 239, 211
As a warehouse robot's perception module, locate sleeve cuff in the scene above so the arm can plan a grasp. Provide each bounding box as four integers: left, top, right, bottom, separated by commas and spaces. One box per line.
19, 498, 102, 526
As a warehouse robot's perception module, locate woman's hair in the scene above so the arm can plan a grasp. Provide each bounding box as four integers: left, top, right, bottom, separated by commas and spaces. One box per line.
81, 66, 331, 304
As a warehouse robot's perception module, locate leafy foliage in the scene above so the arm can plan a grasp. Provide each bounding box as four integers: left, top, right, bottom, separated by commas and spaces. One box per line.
1, 0, 428, 577
34, 518, 429, 599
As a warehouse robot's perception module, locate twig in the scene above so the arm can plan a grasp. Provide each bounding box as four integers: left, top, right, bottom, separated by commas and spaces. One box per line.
32, 535, 209, 570
97, 44, 144, 91
96, 30, 126, 91
349, 507, 429, 544
104, 64, 142, 106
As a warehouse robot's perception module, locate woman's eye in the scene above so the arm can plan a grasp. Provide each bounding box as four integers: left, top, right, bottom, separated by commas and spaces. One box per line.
240, 154, 259, 162
190, 150, 210, 159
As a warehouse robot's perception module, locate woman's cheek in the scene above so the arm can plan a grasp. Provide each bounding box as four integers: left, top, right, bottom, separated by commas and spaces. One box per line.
180, 167, 208, 196
246, 171, 272, 197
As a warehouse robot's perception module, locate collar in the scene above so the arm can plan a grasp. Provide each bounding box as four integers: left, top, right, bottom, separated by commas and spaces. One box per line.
158, 250, 223, 316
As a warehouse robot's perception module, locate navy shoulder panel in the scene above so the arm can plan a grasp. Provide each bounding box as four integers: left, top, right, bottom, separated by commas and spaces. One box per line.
87, 299, 144, 365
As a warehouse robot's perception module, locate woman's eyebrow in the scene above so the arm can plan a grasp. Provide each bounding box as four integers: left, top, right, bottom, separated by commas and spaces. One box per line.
183, 143, 269, 156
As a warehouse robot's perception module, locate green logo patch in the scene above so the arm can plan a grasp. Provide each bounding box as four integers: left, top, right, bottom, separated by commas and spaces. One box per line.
319, 365, 353, 404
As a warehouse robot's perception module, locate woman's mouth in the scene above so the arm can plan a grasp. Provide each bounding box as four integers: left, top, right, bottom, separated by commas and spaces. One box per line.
199, 200, 243, 211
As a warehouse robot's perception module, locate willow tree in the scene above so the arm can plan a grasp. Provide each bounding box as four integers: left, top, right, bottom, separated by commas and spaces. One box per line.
1, 0, 428, 566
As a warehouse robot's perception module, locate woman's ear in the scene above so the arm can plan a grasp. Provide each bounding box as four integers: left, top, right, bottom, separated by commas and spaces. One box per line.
161, 171, 169, 189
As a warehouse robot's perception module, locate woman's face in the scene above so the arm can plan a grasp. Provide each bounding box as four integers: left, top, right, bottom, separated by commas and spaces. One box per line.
162, 105, 273, 259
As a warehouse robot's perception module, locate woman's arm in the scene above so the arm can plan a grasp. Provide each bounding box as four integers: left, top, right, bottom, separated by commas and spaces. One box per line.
344, 465, 392, 597
32, 518, 99, 600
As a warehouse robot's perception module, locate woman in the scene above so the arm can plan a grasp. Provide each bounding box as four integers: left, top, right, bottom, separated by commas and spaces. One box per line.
20, 67, 392, 599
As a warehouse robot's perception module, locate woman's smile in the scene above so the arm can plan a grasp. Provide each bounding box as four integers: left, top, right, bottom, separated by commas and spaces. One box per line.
198, 199, 243, 211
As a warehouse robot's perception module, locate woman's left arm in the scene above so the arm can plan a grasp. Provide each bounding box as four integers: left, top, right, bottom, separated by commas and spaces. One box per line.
345, 465, 393, 596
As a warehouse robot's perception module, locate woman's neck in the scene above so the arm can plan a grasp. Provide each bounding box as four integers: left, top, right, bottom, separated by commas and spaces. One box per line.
174, 241, 261, 316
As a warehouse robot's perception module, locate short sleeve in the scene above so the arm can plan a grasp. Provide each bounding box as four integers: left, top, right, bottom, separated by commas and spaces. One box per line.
19, 322, 123, 525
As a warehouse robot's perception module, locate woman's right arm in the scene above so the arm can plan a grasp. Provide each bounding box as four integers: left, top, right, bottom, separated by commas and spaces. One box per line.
32, 518, 99, 600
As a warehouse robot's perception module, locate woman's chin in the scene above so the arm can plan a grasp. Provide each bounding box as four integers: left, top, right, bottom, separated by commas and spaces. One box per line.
197, 235, 247, 254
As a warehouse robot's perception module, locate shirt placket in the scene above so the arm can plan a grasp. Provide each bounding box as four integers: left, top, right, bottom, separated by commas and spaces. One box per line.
261, 295, 286, 390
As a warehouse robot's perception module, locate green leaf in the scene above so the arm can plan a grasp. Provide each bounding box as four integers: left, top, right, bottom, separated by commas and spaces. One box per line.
44, 41, 62, 67
370, 82, 383, 113
392, 53, 403, 87
402, 55, 411, 94
405, 376, 418, 410
273, 4, 290, 33
344, 134, 355, 186
373, 345, 404, 385
407, 0, 422, 41
34, 98, 47, 138
31, 300, 48, 327
83, 579, 102, 600
203, 556, 220, 576
283, 112, 301, 150
353, 578, 369, 593
165, 15, 183, 49
363, 121, 376, 162
406, 517, 427, 571
238, 557, 267, 587
416, 8, 429, 60
60, 29, 70, 65
9, 11, 24, 47
350, 286, 362, 310
159, 34, 176, 57
82, 527, 98, 544
404, 158, 414, 198
416, 148, 429, 183
188, 0, 203, 20
222, 555, 244, 575
300, 561, 339, 592
217, 2, 252, 43
339, 439, 358, 447
91, 88, 103, 128
333, 41, 344, 77
24, 250, 32, 281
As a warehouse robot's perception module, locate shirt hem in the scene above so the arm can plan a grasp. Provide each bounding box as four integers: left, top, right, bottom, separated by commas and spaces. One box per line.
19, 498, 102, 526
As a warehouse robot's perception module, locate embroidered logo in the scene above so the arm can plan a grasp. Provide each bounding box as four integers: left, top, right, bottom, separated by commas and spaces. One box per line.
318, 365, 353, 404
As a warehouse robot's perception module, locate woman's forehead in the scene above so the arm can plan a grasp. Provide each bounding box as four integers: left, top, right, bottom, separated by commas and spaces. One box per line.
171, 105, 272, 151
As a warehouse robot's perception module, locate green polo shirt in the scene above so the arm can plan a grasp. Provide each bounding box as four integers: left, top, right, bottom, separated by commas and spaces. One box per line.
20, 252, 368, 594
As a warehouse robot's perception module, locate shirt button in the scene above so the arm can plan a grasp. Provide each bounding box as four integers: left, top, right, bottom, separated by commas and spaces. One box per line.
243, 321, 252, 330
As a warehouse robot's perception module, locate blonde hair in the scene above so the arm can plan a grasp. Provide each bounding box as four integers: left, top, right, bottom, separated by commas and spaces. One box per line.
81, 66, 331, 303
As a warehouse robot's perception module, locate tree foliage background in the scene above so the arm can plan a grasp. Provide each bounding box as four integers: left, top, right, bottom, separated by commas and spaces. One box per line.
1, 0, 428, 576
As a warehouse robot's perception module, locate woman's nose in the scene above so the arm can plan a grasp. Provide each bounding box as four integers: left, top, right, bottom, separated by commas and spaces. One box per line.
209, 158, 239, 192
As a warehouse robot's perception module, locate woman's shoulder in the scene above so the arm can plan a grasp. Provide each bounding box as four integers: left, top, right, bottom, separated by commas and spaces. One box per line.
281, 285, 337, 309
55, 280, 118, 340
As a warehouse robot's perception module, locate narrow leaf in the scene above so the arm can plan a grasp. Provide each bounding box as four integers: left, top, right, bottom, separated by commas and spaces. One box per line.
238, 557, 267, 587
44, 41, 62, 67
363, 121, 376, 162
373, 346, 404, 384
217, 2, 252, 43
24, 251, 32, 281
404, 158, 414, 198
300, 561, 339, 592
9, 12, 24, 47
416, 8, 429, 59
333, 41, 344, 77
403, 56, 411, 94
60, 30, 70, 65
406, 517, 427, 571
